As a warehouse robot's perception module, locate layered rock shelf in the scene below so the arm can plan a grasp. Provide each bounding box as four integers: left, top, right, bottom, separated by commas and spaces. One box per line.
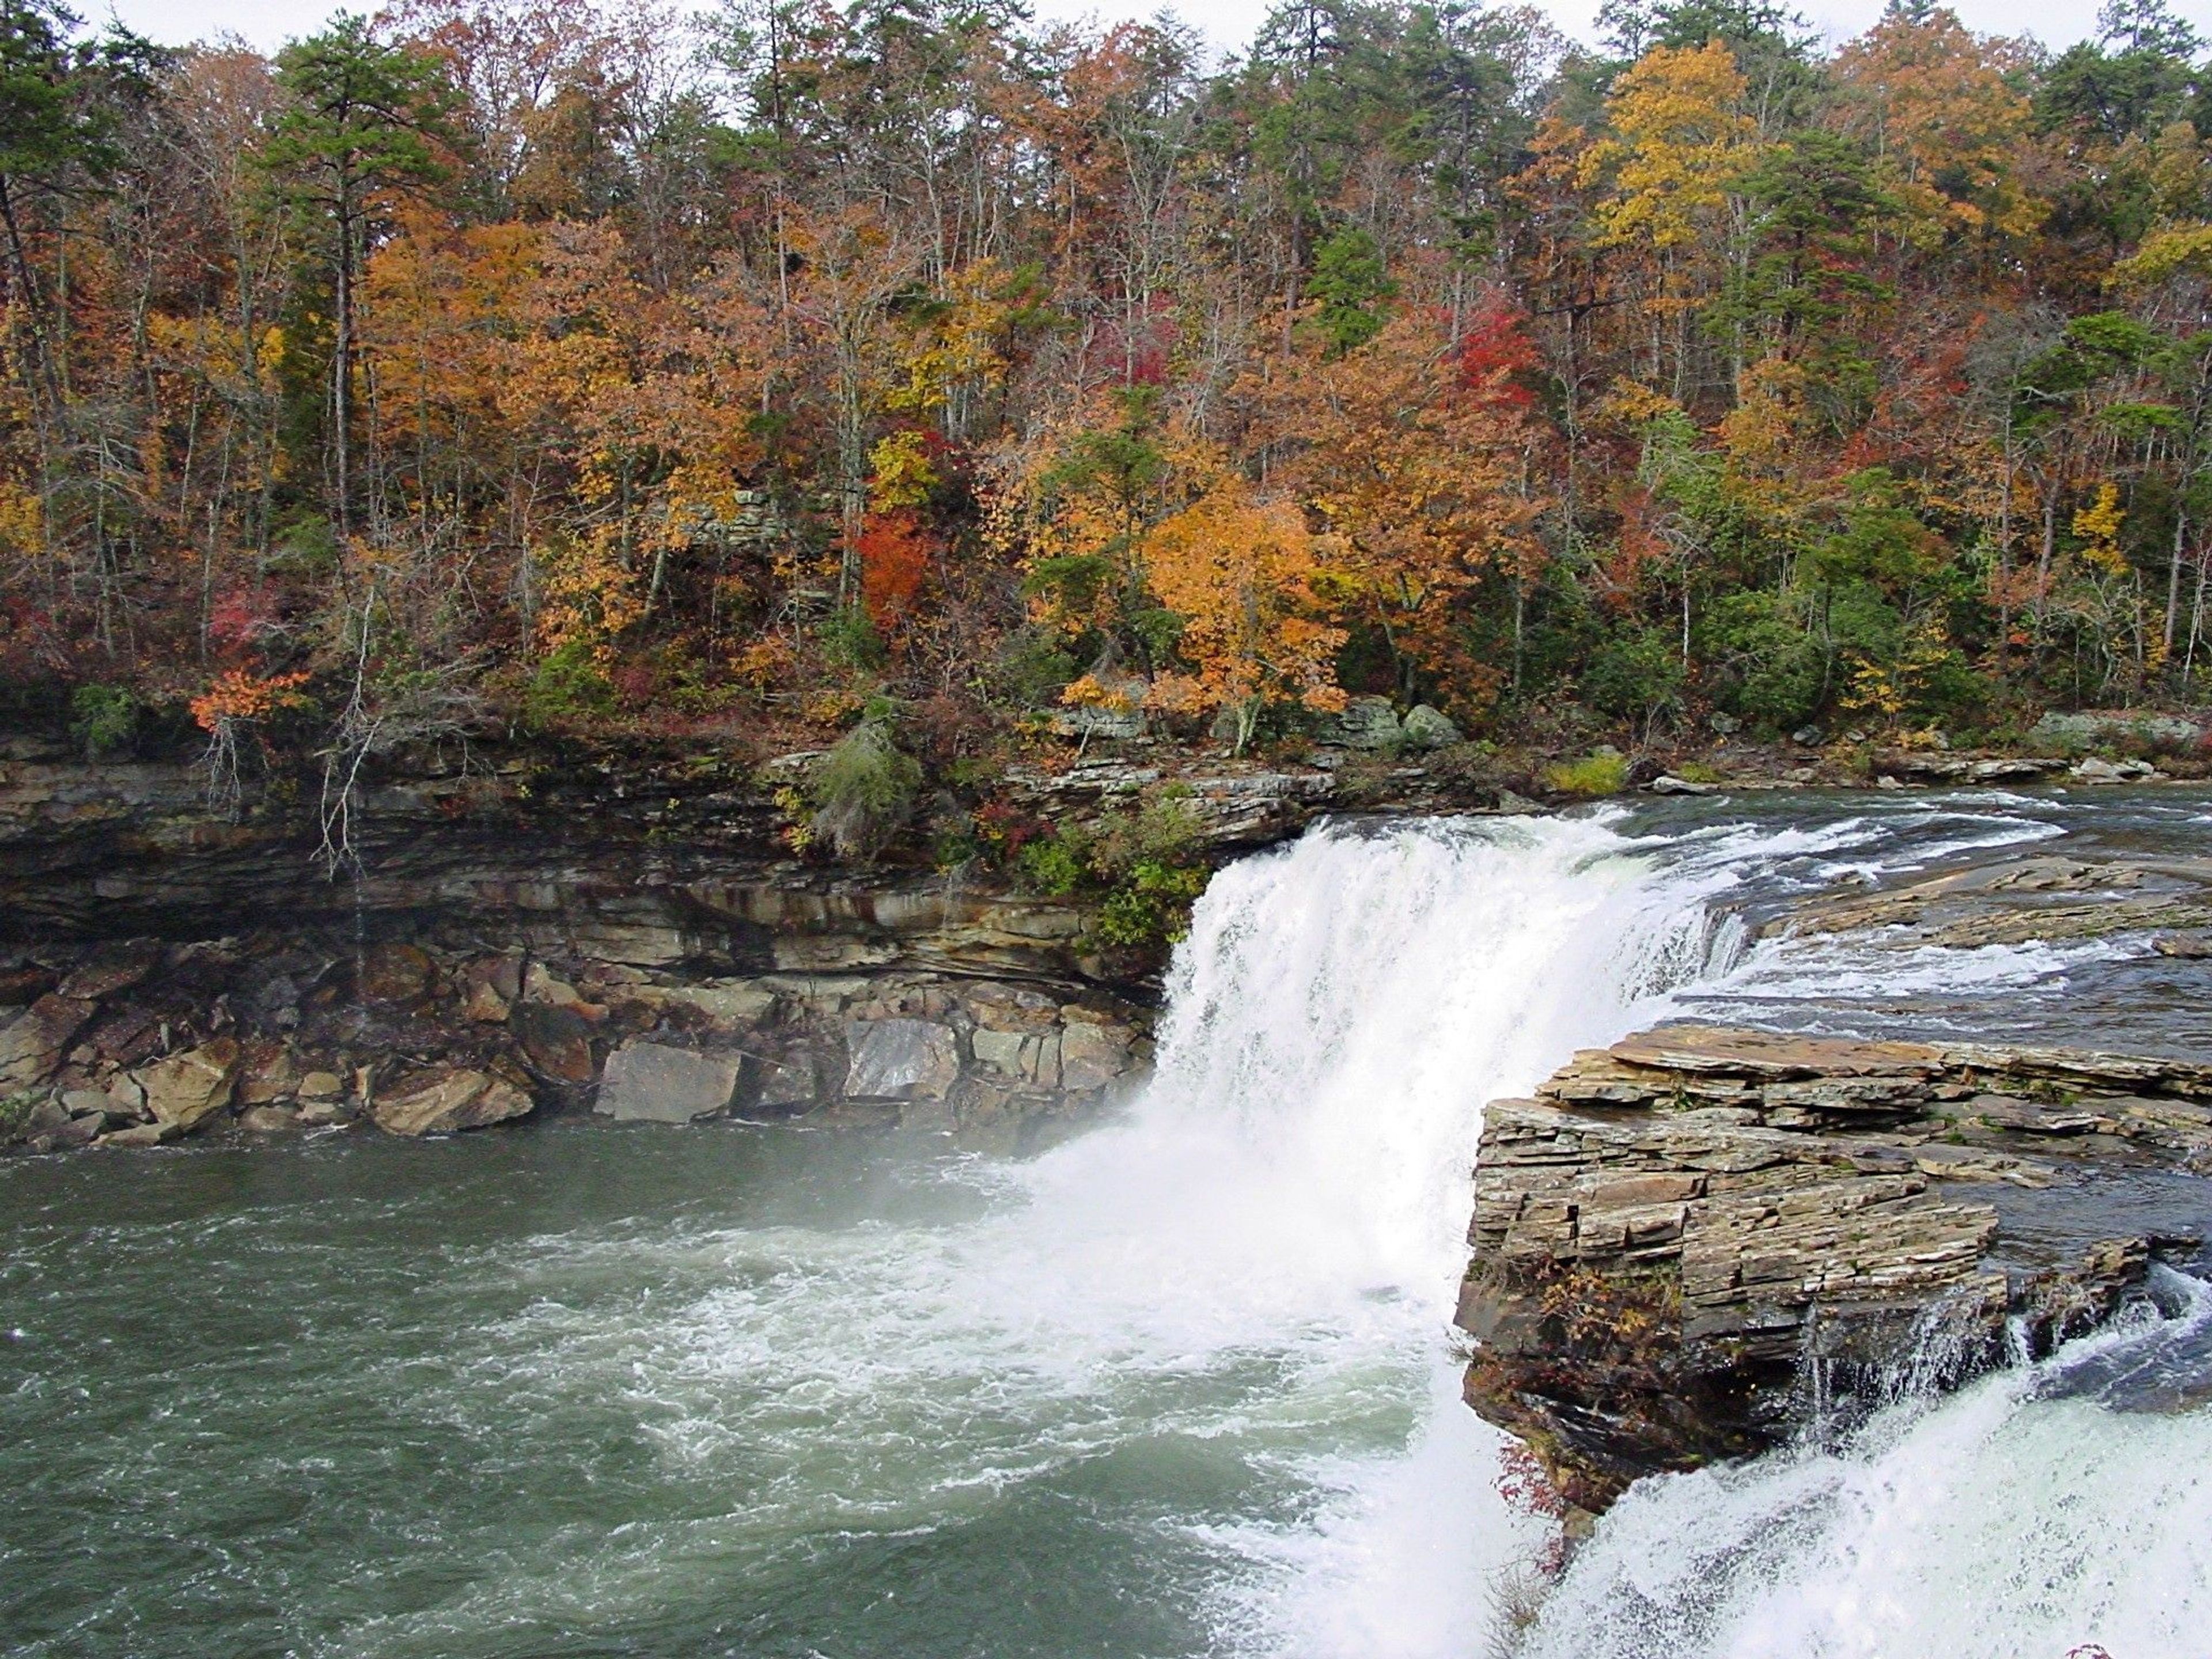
1457, 1025, 2211, 1513
0, 738, 1180, 1154
0, 931, 1153, 1153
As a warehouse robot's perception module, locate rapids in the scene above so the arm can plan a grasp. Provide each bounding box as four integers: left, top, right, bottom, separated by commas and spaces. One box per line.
3, 792, 2207, 1657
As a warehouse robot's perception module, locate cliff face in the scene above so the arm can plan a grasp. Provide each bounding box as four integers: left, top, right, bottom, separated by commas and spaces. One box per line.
0, 738, 1199, 1152
1457, 1025, 2212, 1513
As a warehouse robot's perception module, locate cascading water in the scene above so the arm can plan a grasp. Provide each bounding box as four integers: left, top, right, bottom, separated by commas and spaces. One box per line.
4, 800, 2207, 1659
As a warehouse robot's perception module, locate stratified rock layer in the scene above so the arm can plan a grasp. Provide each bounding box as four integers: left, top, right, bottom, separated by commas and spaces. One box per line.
1457, 1024, 2211, 1511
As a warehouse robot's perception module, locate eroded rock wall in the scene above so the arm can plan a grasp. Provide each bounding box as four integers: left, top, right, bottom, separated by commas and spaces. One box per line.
1457, 1025, 2211, 1513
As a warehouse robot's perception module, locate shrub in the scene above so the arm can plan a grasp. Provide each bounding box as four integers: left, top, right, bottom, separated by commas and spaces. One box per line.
69, 684, 138, 759
1011, 786, 1210, 948
1016, 828, 1088, 895
817, 605, 886, 671
810, 709, 921, 861
521, 641, 617, 730
1704, 592, 1824, 732
1092, 858, 1209, 947
1544, 752, 1629, 796
1581, 629, 1684, 724
0, 1090, 41, 1145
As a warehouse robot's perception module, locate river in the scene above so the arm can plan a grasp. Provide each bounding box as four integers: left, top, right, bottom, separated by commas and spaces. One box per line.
4, 790, 2208, 1657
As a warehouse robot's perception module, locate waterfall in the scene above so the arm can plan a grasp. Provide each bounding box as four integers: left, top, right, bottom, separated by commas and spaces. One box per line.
14, 804, 2204, 1659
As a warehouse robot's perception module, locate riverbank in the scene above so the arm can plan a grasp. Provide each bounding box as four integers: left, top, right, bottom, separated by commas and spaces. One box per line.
7, 713, 2212, 1159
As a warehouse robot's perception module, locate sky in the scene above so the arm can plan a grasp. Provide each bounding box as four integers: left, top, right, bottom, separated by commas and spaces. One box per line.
82, 0, 2212, 59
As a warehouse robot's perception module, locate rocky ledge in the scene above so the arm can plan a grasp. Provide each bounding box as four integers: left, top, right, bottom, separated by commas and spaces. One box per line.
0, 934, 1152, 1154
1457, 1024, 2211, 1513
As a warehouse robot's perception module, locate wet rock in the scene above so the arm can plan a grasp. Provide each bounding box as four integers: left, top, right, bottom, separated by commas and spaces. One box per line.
1647, 774, 1716, 796
1786, 853, 2212, 949
133, 1038, 241, 1134
595, 1040, 745, 1123
58, 940, 161, 1001
754, 1057, 816, 1111
461, 956, 520, 1022
95, 1122, 171, 1149
1457, 1025, 2211, 1512
237, 1104, 300, 1134
370, 1067, 534, 1137
0, 965, 55, 1005
1058, 1014, 1132, 1093
239, 1040, 299, 1104
0, 994, 98, 1091
1969, 756, 2066, 782
358, 942, 434, 1003
843, 1018, 961, 1101
510, 1002, 597, 1084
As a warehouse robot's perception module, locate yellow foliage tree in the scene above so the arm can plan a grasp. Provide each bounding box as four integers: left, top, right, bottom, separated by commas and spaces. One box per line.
1832, 6, 2043, 243
1142, 482, 1346, 752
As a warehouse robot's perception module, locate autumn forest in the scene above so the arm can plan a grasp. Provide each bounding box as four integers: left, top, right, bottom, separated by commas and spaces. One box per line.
7, 0, 2212, 800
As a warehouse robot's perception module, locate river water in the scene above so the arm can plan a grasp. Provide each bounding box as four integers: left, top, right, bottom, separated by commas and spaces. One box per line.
4, 791, 2209, 1658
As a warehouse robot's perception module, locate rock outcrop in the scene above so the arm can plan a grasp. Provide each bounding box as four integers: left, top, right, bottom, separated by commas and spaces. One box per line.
1781, 853, 2212, 949
1457, 1024, 2211, 1513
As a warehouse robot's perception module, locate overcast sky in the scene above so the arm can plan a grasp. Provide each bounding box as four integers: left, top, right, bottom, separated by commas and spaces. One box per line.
85, 0, 2212, 60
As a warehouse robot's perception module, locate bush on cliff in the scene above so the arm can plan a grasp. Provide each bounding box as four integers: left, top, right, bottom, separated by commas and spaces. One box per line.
810, 706, 922, 862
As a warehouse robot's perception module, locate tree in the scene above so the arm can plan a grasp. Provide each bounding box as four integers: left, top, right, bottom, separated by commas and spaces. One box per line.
1143, 478, 1346, 751
264, 15, 461, 532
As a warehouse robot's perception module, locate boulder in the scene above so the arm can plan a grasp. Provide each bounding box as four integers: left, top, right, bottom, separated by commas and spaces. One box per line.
2031, 709, 2201, 755
1321, 696, 1403, 751
358, 942, 434, 1003
1647, 774, 1715, 796
370, 1067, 535, 1137
969, 1027, 1027, 1077
58, 940, 161, 1000
523, 961, 593, 1010
460, 956, 520, 1023
132, 1038, 240, 1133
1051, 703, 1146, 740
0, 994, 97, 1091
843, 1018, 960, 1101
651, 982, 777, 1028
754, 1058, 816, 1110
510, 1002, 597, 1084
238, 1041, 299, 1104
1058, 1017, 1132, 1092
1400, 704, 1461, 750
236, 1105, 300, 1134
297, 1070, 344, 1100
594, 1040, 744, 1123
96, 1122, 171, 1149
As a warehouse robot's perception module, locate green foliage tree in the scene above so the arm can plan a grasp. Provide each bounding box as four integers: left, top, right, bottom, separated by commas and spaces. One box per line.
263, 14, 462, 529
